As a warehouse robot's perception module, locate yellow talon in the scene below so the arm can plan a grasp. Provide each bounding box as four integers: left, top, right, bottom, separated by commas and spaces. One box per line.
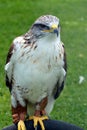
29, 116, 48, 130
18, 120, 26, 130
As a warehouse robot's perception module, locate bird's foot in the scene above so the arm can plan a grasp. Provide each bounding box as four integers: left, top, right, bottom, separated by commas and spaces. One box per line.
29, 115, 48, 130
18, 120, 26, 130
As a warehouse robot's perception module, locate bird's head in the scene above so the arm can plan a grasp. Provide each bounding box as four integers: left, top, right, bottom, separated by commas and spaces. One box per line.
31, 15, 60, 39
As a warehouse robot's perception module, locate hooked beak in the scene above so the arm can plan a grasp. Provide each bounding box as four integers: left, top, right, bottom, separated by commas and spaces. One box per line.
53, 28, 58, 37
51, 24, 59, 37
43, 24, 59, 37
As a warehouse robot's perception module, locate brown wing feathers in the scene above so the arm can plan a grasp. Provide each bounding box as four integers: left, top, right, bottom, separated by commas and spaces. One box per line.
54, 44, 67, 99
5, 44, 14, 92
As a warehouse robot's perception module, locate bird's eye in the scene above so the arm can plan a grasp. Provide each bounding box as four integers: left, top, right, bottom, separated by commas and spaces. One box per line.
34, 23, 49, 30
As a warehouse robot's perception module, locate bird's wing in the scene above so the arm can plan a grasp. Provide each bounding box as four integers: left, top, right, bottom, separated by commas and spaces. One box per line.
5, 36, 25, 92
53, 42, 67, 99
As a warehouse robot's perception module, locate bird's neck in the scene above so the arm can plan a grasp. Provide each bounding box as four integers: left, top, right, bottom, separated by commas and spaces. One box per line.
37, 34, 61, 47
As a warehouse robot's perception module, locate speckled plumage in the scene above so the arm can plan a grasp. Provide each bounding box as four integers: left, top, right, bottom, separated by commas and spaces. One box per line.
5, 15, 67, 117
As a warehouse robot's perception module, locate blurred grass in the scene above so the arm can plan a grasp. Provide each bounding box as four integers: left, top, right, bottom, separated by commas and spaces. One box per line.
0, 0, 87, 129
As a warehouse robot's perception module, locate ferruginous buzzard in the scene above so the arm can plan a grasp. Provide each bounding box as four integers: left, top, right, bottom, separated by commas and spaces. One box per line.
5, 15, 67, 130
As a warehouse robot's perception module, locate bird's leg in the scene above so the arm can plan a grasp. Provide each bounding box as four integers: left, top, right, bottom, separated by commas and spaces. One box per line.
12, 103, 27, 130
12, 103, 27, 123
29, 97, 48, 130
34, 96, 48, 116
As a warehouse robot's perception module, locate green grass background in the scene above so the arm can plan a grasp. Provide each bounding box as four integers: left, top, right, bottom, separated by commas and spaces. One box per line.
0, 0, 87, 129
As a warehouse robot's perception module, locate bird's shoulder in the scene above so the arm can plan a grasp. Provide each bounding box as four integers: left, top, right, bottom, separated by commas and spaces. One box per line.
6, 36, 28, 64
5, 36, 27, 91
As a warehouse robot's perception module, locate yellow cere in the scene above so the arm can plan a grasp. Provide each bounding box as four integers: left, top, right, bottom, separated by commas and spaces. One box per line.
51, 24, 58, 29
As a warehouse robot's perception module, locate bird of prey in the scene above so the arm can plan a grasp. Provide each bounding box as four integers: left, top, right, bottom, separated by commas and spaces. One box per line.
5, 15, 67, 130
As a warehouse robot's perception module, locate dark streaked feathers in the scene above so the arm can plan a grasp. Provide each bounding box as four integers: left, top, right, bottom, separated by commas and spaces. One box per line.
5, 44, 14, 91
6, 44, 14, 64
53, 44, 67, 99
